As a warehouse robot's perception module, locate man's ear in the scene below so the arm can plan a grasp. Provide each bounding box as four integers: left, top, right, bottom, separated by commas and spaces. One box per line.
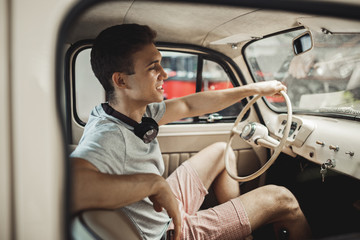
111, 72, 126, 89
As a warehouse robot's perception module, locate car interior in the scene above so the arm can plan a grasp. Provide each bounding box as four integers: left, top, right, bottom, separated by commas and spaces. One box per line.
61, 1, 360, 239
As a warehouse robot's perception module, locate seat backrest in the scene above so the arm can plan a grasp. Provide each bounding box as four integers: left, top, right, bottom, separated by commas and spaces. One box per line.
71, 209, 142, 240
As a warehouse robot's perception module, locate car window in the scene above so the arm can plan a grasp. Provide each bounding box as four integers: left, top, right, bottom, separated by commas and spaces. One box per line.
74, 48, 105, 124
244, 29, 360, 118
161, 51, 197, 99
201, 59, 242, 120
160, 51, 241, 123
72, 47, 242, 125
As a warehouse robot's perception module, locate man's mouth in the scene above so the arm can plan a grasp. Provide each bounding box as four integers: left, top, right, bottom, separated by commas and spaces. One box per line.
156, 86, 163, 90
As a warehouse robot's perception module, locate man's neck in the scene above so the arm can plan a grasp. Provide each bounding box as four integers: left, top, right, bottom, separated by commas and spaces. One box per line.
108, 101, 147, 123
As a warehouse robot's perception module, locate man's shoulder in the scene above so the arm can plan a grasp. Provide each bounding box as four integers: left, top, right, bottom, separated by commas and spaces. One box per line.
87, 105, 126, 129
145, 101, 166, 121
84, 108, 126, 142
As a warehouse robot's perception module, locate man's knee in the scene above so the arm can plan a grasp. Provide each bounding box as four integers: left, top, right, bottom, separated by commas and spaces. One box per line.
262, 185, 302, 220
210, 142, 235, 160
210, 142, 227, 152
210, 142, 236, 171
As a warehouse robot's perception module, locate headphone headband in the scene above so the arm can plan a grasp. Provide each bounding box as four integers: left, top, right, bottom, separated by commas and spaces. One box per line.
101, 103, 158, 143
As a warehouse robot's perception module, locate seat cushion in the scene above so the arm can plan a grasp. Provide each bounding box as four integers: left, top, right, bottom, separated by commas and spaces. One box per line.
71, 209, 142, 240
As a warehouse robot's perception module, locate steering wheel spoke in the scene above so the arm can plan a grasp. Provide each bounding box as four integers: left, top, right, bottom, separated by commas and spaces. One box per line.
256, 138, 279, 149
231, 125, 243, 136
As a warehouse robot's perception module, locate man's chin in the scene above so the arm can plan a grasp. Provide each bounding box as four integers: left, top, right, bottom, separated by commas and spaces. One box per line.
155, 95, 165, 102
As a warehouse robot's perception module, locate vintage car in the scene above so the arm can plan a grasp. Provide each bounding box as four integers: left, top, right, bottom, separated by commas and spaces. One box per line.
1, 0, 360, 239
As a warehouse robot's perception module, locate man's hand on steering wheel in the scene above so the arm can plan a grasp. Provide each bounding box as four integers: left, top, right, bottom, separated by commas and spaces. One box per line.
248, 80, 287, 96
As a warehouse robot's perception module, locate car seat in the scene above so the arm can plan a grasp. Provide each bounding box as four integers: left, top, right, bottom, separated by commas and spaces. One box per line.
71, 209, 142, 240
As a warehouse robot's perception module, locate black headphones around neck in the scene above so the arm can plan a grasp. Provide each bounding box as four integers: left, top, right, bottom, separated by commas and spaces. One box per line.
102, 103, 159, 144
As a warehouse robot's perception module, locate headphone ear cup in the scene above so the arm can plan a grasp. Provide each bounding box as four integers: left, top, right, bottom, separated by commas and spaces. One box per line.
141, 117, 159, 128
134, 117, 159, 143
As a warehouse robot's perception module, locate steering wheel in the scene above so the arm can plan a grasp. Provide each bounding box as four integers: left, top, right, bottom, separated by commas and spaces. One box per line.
224, 90, 292, 182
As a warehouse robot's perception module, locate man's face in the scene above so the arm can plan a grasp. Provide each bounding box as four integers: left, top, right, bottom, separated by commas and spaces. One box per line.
124, 43, 168, 105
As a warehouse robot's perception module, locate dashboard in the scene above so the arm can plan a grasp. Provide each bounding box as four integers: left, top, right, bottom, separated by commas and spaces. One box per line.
268, 114, 360, 180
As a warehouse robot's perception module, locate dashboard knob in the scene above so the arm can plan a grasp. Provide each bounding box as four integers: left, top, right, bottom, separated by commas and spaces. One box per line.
316, 140, 325, 146
329, 145, 339, 152
345, 151, 354, 157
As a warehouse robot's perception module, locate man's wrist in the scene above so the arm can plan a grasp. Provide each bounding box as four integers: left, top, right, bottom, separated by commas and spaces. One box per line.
149, 174, 167, 196
241, 83, 258, 96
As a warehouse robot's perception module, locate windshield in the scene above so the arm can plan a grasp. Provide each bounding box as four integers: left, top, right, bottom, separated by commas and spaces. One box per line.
244, 28, 360, 118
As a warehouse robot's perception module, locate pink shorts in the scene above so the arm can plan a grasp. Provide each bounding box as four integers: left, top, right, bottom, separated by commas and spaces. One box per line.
166, 161, 252, 240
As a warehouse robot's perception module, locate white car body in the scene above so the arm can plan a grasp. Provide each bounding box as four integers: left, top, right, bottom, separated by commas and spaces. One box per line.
1, 0, 360, 239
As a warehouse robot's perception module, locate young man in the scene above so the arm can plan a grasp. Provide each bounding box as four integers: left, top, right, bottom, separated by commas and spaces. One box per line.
70, 24, 311, 240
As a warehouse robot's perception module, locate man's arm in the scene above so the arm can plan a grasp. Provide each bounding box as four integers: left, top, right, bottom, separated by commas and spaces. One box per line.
71, 158, 181, 239
159, 80, 286, 125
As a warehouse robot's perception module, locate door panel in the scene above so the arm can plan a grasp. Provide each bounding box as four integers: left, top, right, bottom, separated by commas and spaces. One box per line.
158, 119, 268, 191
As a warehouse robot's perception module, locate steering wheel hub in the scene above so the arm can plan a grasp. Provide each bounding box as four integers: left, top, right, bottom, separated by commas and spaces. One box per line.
241, 123, 256, 140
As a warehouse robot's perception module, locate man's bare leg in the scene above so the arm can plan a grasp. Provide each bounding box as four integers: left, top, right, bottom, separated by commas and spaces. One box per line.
188, 142, 311, 239
187, 142, 240, 204
240, 185, 312, 240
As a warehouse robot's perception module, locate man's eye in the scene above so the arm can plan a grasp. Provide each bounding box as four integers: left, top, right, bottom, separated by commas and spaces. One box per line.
149, 64, 160, 71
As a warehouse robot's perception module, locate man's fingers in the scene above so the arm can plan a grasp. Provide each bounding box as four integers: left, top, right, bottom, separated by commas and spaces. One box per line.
149, 179, 182, 239
165, 200, 181, 240
265, 80, 287, 95
279, 83, 287, 92
149, 196, 164, 212
173, 223, 181, 240
172, 212, 182, 240
154, 204, 163, 212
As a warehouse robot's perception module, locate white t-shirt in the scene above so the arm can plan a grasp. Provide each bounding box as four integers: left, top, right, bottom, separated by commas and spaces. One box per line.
71, 101, 170, 240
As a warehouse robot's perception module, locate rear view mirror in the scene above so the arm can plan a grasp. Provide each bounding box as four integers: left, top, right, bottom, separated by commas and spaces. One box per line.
293, 32, 313, 55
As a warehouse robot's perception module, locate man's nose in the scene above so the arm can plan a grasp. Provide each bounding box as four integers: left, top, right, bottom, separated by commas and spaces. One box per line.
159, 66, 168, 80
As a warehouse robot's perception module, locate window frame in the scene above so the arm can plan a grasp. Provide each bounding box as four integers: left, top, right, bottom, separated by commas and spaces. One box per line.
157, 43, 251, 124
65, 41, 251, 141
65, 40, 94, 143
158, 45, 246, 124
243, 26, 360, 122
242, 27, 305, 114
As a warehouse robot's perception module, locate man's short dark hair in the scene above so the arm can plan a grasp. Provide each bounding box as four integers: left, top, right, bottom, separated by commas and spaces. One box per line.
91, 24, 157, 100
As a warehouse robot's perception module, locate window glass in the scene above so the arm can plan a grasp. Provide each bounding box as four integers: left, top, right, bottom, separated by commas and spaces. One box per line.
161, 51, 241, 122
74, 48, 105, 123
161, 52, 197, 99
203, 59, 232, 90
244, 29, 360, 118
201, 59, 242, 119
73, 48, 241, 125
